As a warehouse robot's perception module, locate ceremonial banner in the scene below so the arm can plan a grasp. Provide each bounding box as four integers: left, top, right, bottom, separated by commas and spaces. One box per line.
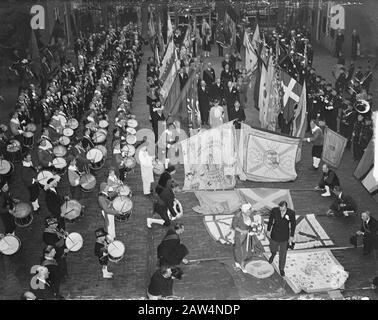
361, 167, 378, 194
244, 24, 260, 73
160, 60, 177, 100
167, 13, 173, 41
267, 249, 348, 294
354, 139, 374, 179
265, 59, 281, 131
258, 56, 273, 128
180, 122, 236, 190
281, 72, 302, 122
159, 39, 175, 80
293, 83, 308, 162
322, 127, 347, 168
238, 124, 299, 182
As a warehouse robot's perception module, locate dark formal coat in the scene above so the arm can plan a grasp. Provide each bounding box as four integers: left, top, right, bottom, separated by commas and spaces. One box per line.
157, 229, 189, 266
203, 68, 216, 86
267, 207, 296, 243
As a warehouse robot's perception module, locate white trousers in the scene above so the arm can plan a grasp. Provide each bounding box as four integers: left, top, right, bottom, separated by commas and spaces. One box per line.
101, 210, 115, 241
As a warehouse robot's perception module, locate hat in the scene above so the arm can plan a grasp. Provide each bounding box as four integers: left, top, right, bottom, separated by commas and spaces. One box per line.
45, 217, 58, 226
95, 227, 108, 238
241, 203, 252, 213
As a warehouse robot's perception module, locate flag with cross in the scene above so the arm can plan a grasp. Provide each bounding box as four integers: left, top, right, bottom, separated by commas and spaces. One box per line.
281, 71, 302, 123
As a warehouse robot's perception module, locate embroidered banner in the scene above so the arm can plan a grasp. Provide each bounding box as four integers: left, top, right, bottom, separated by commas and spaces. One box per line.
322, 127, 347, 168
180, 122, 236, 190
238, 124, 299, 182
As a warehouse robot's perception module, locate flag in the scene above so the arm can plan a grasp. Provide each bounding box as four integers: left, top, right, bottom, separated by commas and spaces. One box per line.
361, 167, 378, 194
238, 124, 300, 182
159, 39, 174, 80
174, 48, 180, 71
155, 46, 160, 66
281, 71, 302, 122
265, 60, 281, 131
245, 25, 260, 74
167, 13, 173, 41
373, 112, 378, 181
149, 12, 155, 37
293, 82, 307, 162
322, 127, 347, 168
292, 82, 307, 137
160, 60, 177, 100
243, 28, 250, 48
251, 24, 260, 50
259, 56, 274, 129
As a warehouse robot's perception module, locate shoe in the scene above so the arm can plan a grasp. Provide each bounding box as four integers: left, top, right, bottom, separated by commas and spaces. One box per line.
146, 218, 152, 228
268, 255, 274, 264
280, 270, 285, 277
321, 192, 331, 197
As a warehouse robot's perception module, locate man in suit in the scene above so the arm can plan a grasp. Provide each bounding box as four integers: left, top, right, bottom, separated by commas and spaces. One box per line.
45, 178, 67, 224
157, 223, 189, 266
203, 62, 216, 87
223, 81, 239, 118
178, 67, 189, 90
40, 245, 64, 299
198, 80, 210, 126
267, 201, 296, 277
210, 78, 224, 102
326, 186, 357, 217
30, 266, 58, 300
220, 64, 233, 88
356, 211, 378, 255
37, 138, 54, 169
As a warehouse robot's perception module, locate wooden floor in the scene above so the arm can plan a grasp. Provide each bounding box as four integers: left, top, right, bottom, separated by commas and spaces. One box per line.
0, 43, 377, 300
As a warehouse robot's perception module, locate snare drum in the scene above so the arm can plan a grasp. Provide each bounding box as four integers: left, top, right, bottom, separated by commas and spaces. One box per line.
26, 123, 37, 133
80, 173, 96, 192
99, 120, 109, 129
37, 170, 54, 188
92, 131, 107, 145
53, 157, 67, 175
86, 149, 104, 170
67, 118, 79, 130
153, 160, 165, 175
59, 136, 71, 146
61, 199, 82, 222
0, 235, 21, 255
121, 144, 135, 157
117, 184, 132, 197
63, 128, 74, 137
107, 240, 125, 262
95, 145, 107, 158
23, 131, 34, 147
126, 127, 136, 135
124, 157, 136, 172
0, 159, 14, 177
11, 202, 33, 227
6, 142, 22, 163
65, 232, 83, 252
53, 145, 67, 157
126, 134, 137, 145
127, 119, 138, 128
113, 196, 133, 222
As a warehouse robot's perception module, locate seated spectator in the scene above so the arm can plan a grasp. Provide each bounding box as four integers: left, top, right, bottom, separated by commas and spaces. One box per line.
315, 164, 340, 197
326, 186, 357, 217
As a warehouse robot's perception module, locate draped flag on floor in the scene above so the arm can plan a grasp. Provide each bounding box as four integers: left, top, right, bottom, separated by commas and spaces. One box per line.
180, 122, 236, 190
292, 82, 307, 162
237, 123, 300, 182
321, 127, 347, 168
281, 71, 302, 122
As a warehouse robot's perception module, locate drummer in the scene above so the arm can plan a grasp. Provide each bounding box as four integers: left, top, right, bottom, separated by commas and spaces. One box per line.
67, 156, 82, 200
107, 167, 123, 189
37, 138, 54, 169
0, 181, 16, 235
94, 227, 114, 279
9, 111, 24, 143
42, 217, 68, 279
70, 140, 89, 171
98, 182, 120, 241
21, 153, 41, 214
44, 178, 68, 228
82, 128, 94, 151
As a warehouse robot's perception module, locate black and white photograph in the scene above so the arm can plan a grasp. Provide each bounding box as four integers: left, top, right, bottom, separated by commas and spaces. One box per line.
0, 0, 377, 307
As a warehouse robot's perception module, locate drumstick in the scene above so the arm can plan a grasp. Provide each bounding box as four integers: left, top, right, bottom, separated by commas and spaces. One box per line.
62, 208, 75, 217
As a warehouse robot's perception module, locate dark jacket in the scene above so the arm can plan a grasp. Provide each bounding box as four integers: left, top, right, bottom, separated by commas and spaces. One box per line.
267, 207, 296, 242
148, 270, 173, 297
157, 229, 189, 266
45, 189, 65, 218
203, 68, 216, 86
